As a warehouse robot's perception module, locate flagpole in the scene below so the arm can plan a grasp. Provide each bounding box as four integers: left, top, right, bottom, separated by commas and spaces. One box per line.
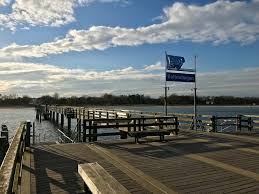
194, 55, 197, 131
165, 51, 168, 116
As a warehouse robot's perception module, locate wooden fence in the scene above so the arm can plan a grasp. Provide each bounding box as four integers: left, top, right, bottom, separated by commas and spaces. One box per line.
0, 121, 31, 194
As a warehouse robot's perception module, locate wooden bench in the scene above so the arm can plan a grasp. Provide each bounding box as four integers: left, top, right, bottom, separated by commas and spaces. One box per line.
78, 162, 130, 194
128, 129, 176, 143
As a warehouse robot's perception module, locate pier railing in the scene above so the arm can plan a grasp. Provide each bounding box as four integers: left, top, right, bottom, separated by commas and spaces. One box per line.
0, 121, 31, 194
37, 105, 259, 138
81, 116, 179, 142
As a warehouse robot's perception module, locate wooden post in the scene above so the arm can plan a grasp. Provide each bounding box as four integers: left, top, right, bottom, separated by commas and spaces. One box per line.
211, 116, 216, 132
52, 111, 55, 122
39, 113, 42, 123
134, 119, 136, 132
25, 121, 31, 147
56, 113, 59, 125
0, 126, 9, 163
120, 131, 127, 139
33, 122, 35, 144
83, 120, 86, 142
248, 117, 253, 131
77, 119, 81, 142
236, 115, 242, 131
138, 118, 141, 131
1, 127, 8, 142
175, 117, 179, 135
67, 117, 71, 137
61, 114, 64, 130
89, 121, 92, 142
93, 122, 97, 142
53, 111, 56, 122
0, 137, 8, 164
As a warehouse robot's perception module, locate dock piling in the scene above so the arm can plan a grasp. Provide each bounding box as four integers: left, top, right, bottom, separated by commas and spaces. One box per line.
61, 114, 64, 130
25, 121, 31, 147
67, 117, 71, 138
56, 113, 59, 125
77, 119, 81, 142
89, 121, 92, 142
211, 116, 216, 132
83, 120, 86, 142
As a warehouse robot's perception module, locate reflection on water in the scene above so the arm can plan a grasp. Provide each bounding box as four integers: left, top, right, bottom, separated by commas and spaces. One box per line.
1, 106, 259, 142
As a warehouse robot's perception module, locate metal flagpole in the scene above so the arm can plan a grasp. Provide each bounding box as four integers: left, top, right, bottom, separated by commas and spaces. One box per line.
165, 51, 168, 116
194, 55, 197, 131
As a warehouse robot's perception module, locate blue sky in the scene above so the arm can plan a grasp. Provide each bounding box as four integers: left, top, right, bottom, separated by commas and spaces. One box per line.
0, 0, 259, 97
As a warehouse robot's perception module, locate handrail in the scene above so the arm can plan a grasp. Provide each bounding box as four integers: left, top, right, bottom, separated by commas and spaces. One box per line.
56, 128, 74, 143
0, 121, 31, 194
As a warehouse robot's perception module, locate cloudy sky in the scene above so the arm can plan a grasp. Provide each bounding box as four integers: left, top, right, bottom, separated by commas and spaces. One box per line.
0, 0, 259, 97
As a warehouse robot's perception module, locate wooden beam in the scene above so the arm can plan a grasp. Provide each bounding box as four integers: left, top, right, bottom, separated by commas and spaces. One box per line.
78, 162, 130, 194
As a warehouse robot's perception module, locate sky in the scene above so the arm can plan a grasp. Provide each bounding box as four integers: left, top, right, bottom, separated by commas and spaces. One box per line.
0, 0, 259, 97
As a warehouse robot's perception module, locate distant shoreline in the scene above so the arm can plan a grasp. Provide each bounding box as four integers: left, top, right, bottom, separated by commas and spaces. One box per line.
0, 105, 34, 108
0, 104, 258, 108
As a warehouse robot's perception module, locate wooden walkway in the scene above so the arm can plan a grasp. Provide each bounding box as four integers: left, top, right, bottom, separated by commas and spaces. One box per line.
21, 131, 259, 193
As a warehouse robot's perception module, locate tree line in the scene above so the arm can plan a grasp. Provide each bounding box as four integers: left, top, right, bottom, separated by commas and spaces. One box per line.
0, 93, 259, 106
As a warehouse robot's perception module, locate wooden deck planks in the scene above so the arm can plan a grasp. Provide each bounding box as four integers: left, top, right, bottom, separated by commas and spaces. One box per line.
22, 131, 259, 194
96, 136, 259, 193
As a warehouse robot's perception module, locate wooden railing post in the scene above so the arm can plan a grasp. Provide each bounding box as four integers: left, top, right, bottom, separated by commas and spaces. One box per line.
52, 111, 55, 122
175, 117, 179, 134
248, 117, 253, 131
61, 114, 64, 130
25, 121, 31, 147
236, 114, 242, 131
77, 118, 81, 142
211, 116, 216, 132
56, 112, 59, 125
89, 121, 92, 142
67, 117, 71, 138
93, 122, 97, 142
83, 120, 86, 142
33, 122, 35, 144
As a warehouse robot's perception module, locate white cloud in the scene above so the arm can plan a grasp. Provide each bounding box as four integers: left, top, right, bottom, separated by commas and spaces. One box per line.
144, 62, 164, 71
0, 0, 11, 6
0, 0, 127, 31
0, 62, 259, 97
1, 0, 259, 58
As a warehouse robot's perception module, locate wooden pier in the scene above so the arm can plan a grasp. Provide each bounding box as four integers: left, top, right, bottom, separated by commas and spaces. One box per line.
15, 130, 259, 193
1, 106, 259, 194
35, 105, 259, 144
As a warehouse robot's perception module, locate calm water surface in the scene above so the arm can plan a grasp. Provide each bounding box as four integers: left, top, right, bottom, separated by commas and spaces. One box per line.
0, 107, 58, 142
108, 105, 259, 116
1, 106, 259, 142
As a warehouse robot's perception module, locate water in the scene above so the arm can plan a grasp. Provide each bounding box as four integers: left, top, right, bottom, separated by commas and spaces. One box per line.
1, 106, 259, 142
107, 105, 259, 116
0, 107, 59, 142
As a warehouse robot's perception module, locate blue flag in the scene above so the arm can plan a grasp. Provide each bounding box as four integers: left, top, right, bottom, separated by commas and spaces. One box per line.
166, 54, 185, 70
